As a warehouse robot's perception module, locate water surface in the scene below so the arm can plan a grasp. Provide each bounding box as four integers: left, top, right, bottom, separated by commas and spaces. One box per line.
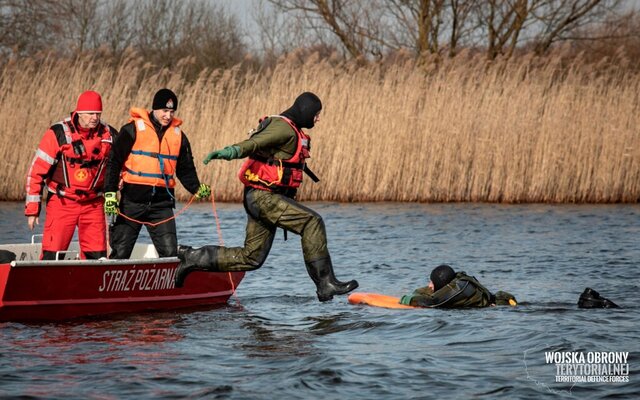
1, 201, 638, 399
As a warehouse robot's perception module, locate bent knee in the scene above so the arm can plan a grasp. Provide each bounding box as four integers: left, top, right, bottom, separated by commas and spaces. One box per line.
304, 212, 325, 232
242, 248, 270, 270
243, 254, 267, 270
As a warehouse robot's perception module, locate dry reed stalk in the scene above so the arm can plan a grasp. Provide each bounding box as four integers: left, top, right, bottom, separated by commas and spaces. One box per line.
0, 53, 638, 204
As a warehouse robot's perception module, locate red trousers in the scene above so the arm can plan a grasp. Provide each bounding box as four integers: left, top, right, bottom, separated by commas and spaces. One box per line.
42, 195, 106, 260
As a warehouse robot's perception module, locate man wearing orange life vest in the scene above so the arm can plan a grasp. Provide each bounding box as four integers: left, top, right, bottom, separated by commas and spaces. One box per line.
103, 89, 210, 259
174, 92, 359, 302
25, 91, 117, 260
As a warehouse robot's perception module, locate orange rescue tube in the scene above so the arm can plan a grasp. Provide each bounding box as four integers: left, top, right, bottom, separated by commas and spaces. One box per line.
348, 292, 416, 309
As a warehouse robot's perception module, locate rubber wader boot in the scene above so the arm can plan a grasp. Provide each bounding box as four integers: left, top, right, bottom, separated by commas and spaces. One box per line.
577, 287, 620, 308
305, 256, 359, 302
174, 245, 220, 288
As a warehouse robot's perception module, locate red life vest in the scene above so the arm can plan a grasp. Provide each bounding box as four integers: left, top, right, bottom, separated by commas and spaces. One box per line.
122, 108, 183, 188
238, 116, 311, 191
48, 117, 113, 201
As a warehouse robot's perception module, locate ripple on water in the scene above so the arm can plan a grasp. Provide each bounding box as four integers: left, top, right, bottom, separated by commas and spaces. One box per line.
1, 202, 639, 398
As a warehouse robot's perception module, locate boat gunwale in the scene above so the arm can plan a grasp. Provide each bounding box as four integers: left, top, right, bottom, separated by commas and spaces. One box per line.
8, 257, 180, 268
2, 289, 235, 307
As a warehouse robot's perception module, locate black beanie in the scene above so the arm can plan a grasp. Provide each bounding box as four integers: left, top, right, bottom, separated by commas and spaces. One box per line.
152, 88, 178, 110
430, 264, 456, 291
280, 92, 322, 129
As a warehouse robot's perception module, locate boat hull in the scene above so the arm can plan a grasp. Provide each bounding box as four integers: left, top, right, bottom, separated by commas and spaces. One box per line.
0, 257, 244, 322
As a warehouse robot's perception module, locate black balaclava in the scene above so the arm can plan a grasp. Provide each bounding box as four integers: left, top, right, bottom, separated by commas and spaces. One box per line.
430, 264, 456, 291
280, 92, 322, 129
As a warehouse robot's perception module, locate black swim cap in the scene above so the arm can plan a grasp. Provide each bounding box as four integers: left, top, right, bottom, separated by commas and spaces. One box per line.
430, 264, 456, 291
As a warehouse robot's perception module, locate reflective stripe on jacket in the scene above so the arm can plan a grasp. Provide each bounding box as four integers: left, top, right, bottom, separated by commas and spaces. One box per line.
25, 116, 114, 216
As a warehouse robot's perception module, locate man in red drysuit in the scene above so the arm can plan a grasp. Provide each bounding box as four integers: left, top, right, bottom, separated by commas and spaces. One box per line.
25, 91, 118, 260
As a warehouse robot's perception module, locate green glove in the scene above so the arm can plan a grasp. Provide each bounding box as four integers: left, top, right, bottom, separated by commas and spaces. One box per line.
195, 183, 211, 199
104, 192, 119, 216
203, 145, 241, 164
399, 294, 414, 305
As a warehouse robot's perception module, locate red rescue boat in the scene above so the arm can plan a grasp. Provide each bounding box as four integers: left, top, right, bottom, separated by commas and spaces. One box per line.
0, 242, 244, 322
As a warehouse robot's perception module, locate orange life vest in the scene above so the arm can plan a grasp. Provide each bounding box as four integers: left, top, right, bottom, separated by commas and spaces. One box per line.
238, 116, 311, 191
122, 108, 182, 188
48, 117, 113, 201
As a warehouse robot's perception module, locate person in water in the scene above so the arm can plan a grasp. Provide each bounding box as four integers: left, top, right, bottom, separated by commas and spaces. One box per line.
399, 264, 517, 308
174, 92, 358, 302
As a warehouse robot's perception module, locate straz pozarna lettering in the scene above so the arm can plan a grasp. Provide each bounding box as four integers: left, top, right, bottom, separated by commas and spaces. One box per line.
98, 268, 177, 292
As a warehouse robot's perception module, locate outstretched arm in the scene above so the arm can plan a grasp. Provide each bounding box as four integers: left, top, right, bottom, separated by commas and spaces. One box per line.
203, 118, 295, 164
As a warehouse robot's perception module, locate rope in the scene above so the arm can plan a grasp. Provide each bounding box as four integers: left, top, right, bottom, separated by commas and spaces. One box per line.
209, 188, 239, 298
105, 216, 111, 257
116, 195, 197, 226
114, 187, 238, 298
210, 190, 225, 247
108, 195, 195, 259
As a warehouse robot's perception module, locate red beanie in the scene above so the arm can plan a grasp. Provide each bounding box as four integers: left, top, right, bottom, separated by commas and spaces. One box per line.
75, 91, 103, 113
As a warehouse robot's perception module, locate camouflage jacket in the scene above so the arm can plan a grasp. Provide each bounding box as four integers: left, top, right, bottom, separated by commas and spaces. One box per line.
408, 272, 494, 308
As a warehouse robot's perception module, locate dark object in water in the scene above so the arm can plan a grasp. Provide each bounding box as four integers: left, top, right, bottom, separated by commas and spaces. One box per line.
578, 287, 620, 309
0, 249, 16, 263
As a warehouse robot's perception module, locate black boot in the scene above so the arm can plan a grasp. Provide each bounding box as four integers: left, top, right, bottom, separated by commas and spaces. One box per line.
305, 256, 358, 302
578, 287, 620, 308
174, 245, 220, 288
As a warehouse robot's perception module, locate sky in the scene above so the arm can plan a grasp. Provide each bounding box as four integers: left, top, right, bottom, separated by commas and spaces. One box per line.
225, 0, 261, 23
220, 0, 640, 54
221, 0, 266, 49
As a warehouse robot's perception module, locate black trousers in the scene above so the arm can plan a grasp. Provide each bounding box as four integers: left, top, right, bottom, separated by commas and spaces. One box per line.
108, 197, 177, 259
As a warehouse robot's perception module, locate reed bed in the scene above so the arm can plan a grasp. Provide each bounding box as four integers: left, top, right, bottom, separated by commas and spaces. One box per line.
0, 52, 638, 203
